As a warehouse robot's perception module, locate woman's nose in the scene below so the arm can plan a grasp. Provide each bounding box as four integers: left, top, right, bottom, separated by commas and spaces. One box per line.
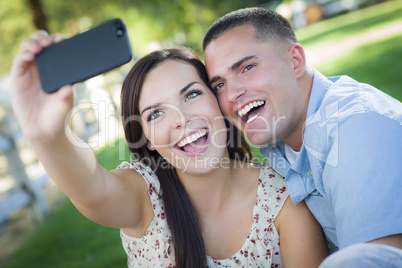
168, 104, 187, 129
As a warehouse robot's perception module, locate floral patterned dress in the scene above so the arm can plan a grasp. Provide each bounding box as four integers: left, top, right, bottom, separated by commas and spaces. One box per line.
118, 161, 289, 267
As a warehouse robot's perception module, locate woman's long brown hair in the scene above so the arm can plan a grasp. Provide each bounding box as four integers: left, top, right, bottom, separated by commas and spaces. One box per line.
120, 48, 251, 268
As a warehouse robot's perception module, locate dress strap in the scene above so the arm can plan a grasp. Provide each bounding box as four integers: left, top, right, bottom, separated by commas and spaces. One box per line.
117, 161, 161, 196
255, 164, 289, 242
116, 161, 172, 245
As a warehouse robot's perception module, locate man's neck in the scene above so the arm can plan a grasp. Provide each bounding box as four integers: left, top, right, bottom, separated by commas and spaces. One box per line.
284, 65, 314, 151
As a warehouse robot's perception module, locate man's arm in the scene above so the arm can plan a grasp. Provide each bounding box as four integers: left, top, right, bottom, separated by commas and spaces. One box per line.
324, 112, 402, 248
369, 234, 402, 249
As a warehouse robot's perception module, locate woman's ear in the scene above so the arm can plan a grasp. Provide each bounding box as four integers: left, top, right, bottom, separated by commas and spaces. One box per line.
147, 142, 155, 151
289, 43, 306, 79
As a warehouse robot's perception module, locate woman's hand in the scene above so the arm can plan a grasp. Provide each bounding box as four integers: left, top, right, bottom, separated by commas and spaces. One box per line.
10, 30, 74, 143
9, 31, 152, 233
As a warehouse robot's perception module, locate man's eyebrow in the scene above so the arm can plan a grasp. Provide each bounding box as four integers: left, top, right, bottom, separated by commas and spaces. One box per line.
141, 82, 198, 115
208, 55, 257, 85
230, 55, 256, 71
209, 75, 221, 86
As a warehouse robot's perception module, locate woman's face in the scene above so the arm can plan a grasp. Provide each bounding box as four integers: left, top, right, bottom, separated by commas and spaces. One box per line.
138, 59, 229, 174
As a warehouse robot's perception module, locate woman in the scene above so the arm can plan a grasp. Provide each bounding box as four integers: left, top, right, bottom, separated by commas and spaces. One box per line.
10, 31, 328, 267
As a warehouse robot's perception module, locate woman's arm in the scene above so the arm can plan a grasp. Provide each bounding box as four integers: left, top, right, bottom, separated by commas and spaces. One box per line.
10, 30, 149, 231
275, 198, 329, 268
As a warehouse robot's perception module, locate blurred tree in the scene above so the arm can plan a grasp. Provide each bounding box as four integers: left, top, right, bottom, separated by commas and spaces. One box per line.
0, 0, 269, 75
28, 0, 48, 31
0, 2, 34, 75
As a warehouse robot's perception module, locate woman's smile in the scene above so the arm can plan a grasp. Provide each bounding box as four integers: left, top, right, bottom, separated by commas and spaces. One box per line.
175, 128, 210, 157
139, 59, 229, 173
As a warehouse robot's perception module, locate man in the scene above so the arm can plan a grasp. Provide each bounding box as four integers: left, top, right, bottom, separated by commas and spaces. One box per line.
203, 7, 402, 267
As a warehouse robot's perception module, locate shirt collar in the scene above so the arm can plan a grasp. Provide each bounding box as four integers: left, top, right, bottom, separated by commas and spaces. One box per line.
260, 142, 290, 177
286, 70, 335, 202
262, 70, 336, 203
306, 69, 334, 120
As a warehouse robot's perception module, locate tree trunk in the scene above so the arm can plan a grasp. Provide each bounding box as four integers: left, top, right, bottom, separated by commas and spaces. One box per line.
28, 0, 48, 31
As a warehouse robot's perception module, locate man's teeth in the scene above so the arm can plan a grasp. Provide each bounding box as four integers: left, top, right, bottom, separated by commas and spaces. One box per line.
178, 129, 207, 147
247, 114, 258, 124
238, 101, 265, 117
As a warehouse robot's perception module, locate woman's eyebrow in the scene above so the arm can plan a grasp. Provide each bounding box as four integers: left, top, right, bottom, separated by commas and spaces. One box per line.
141, 82, 200, 115
179, 81, 198, 95
141, 103, 161, 116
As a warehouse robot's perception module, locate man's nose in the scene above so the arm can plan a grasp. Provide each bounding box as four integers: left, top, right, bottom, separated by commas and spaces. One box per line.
227, 79, 246, 102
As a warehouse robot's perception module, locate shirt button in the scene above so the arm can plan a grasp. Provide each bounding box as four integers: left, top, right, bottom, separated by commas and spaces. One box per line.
328, 243, 335, 250
307, 170, 312, 176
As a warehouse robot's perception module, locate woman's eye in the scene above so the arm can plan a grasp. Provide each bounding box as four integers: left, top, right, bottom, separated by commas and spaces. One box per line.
147, 110, 163, 121
244, 64, 255, 72
185, 90, 202, 102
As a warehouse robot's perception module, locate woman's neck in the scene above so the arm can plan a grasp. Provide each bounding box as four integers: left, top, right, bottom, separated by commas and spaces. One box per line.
176, 159, 250, 214
179, 162, 232, 208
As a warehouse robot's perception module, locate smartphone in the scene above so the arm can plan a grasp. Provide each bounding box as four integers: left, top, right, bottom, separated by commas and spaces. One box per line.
35, 18, 132, 94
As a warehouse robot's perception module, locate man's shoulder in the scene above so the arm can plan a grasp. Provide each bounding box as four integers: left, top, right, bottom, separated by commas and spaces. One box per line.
316, 75, 402, 124
304, 74, 402, 158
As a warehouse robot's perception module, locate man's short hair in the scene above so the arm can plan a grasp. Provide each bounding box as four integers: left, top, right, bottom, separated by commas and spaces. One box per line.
203, 7, 298, 51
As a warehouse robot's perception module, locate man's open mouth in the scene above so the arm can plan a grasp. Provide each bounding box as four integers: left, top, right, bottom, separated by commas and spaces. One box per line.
237, 100, 265, 124
175, 129, 209, 154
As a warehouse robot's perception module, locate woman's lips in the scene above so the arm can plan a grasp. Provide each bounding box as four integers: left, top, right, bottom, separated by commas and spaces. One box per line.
174, 128, 210, 157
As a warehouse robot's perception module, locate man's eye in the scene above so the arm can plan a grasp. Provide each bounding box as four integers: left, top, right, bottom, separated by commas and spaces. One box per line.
147, 110, 163, 121
244, 64, 255, 72
185, 90, 202, 102
215, 82, 226, 91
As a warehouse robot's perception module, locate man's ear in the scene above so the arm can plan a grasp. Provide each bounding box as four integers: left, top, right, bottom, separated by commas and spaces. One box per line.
289, 43, 306, 79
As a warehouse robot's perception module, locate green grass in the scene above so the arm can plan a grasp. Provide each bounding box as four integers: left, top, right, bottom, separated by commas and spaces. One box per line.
316, 33, 402, 102
4, 139, 132, 268
4, 1, 402, 267
4, 201, 127, 268
295, 0, 402, 48
93, 137, 132, 170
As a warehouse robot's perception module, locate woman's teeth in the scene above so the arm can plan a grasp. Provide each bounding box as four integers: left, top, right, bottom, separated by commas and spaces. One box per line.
178, 129, 207, 147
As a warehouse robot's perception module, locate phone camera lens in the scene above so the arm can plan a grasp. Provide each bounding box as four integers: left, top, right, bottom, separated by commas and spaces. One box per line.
114, 21, 125, 37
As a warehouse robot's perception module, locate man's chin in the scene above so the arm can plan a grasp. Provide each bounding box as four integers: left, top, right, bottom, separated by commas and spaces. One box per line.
244, 131, 275, 147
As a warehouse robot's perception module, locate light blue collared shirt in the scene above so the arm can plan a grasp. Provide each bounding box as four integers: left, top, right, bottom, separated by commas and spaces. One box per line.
261, 69, 402, 252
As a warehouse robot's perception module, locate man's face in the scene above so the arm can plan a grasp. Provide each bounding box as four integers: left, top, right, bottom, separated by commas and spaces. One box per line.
204, 24, 304, 146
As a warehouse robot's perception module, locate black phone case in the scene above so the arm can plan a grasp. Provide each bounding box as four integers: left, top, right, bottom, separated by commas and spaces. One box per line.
35, 18, 132, 94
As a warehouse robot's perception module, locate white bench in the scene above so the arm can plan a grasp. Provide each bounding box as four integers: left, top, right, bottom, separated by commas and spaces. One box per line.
0, 133, 49, 224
